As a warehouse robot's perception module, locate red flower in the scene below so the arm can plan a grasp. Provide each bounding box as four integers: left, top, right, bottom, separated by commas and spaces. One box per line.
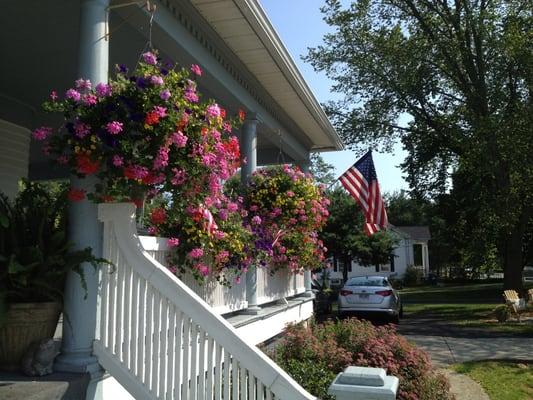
150, 207, 167, 225
145, 111, 160, 126
68, 188, 86, 202
220, 108, 227, 119
238, 108, 246, 122
76, 154, 100, 175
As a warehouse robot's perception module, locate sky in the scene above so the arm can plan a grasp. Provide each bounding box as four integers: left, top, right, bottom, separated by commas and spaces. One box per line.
259, 0, 409, 194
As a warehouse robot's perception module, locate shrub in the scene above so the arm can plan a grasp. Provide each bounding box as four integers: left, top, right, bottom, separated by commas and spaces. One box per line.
493, 304, 511, 322
271, 318, 454, 400
403, 265, 423, 286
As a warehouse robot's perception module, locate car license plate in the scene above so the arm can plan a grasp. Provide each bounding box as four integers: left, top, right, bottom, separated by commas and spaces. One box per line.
359, 294, 369, 299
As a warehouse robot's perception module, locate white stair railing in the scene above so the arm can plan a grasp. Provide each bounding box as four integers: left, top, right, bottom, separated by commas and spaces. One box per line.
139, 236, 248, 315
95, 203, 315, 400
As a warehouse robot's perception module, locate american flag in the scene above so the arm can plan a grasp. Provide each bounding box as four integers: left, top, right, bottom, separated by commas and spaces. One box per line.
339, 151, 388, 235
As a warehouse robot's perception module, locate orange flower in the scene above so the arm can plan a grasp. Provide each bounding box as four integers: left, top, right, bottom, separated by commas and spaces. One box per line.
144, 111, 160, 125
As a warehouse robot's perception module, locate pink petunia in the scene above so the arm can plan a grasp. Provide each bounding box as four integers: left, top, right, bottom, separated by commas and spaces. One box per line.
106, 121, 123, 135
32, 126, 53, 141
190, 64, 202, 76
167, 237, 180, 248
75, 79, 92, 90
189, 248, 204, 259
95, 83, 112, 97
112, 155, 123, 167
170, 131, 188, 148
65, 89, 81, 102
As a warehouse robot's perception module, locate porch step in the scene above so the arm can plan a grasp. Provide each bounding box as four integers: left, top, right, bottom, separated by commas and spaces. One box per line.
0, 371, 90, 400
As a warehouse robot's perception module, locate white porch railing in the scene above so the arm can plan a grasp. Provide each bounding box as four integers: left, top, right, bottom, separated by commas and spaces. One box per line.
256, 268, 305, 306
139, 237, 307, 313
140, 236, 248, 315
95, 203, 315, 400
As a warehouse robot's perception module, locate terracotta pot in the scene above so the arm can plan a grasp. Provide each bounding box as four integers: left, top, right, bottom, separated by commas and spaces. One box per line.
0, 302, 62, 371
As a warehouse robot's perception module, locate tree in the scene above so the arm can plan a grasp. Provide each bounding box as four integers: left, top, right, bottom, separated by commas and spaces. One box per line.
306, 0, 532, 289
310, 153, 336, 187
321, 188, 398, 281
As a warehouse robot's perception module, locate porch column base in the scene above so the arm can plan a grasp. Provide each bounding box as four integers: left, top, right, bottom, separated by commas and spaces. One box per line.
54, 353, 101, 375
303, 270, 314, 297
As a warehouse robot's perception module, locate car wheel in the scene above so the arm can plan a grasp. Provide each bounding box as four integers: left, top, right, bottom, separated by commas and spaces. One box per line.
399, 304, 404, 318
391, 314, 400, 324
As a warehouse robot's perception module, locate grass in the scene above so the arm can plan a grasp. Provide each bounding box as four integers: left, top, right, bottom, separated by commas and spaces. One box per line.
400, 282, 505, 303
404, 303, 533, 335
400, 282, 533, 335
452, 361, 533, 400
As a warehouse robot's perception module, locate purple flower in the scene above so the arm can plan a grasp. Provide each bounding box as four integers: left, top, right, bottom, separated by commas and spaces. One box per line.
251, 216, 262, 225
95, 83, 112, 97
190, 64, 202, 76
65, 89, 81, 102
74, 121, 91, 138
184, 89, 199, 103
150, 75, 164, 86
142, 51, 158, 65
105, 121, 123, 135
160, 89, 171, 100
32, 126, 52, 141
189, 248, 204, 259
118, 64, 129, 74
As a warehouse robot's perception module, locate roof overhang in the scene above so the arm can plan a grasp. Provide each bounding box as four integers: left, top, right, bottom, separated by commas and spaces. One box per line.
189, 0, 343, 152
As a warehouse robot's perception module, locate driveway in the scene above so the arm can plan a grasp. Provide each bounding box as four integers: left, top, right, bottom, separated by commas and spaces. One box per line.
398, 314, 533, 367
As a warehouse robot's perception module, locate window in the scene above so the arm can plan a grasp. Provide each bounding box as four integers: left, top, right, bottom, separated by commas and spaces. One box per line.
413, 244, 423, 266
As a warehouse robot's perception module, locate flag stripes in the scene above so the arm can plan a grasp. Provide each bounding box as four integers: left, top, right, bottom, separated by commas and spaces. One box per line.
339, 151, 388, 236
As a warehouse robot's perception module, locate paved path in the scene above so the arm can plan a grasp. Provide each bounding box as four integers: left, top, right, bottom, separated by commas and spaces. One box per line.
398, 314, 533, 400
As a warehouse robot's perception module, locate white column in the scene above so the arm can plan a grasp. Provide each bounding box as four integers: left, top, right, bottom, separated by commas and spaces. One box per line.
241, 116, 261, 314
54, 0, 109, 374
298, 154, 314, 297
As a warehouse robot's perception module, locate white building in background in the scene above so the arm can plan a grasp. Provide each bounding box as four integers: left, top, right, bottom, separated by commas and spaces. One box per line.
329, 226, 431, 284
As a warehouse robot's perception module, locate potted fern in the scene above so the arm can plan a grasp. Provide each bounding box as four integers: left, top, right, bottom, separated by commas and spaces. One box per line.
0, 181, 106, 371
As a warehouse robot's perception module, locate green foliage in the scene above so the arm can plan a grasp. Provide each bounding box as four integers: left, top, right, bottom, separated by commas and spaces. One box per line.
309, 153, 336, 187
0, 181, 110, 318
321, 188, 398, 272
272, 319, 453, 400
493, 304, 511, 323
307, 0, 533, 289
403, 265, 423, 287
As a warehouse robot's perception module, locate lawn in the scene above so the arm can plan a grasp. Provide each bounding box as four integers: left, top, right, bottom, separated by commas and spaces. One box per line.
400, 282, 533, 335
452, 361, 533, 400
404, 303, 533, 335
400, 282, 505, 303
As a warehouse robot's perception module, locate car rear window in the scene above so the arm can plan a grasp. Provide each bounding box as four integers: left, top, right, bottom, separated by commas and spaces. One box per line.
346, 277, 388, 287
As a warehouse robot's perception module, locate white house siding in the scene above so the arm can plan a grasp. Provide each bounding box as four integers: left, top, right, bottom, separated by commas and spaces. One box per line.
328, 235, 431, 283
0, 119, 30, 199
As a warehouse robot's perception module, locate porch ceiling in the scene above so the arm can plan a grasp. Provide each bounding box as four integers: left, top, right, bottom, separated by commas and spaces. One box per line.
189, 0, 343, 152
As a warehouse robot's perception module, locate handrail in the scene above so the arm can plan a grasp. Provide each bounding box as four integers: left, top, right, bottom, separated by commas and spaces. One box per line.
96, 203, 315, 400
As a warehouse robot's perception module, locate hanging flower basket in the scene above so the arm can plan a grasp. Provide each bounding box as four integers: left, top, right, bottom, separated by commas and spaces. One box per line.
33, 51, 249, 285
241, 165, 329, 274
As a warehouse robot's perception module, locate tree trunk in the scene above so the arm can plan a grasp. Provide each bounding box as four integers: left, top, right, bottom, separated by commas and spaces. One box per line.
343, 256, 349, 283
503, 227, 524, 291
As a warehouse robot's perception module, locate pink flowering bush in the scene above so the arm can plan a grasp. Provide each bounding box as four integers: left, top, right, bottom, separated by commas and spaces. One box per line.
272, 319, 454, 400
239, 165, 329, 274
33, 51, 251, 284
